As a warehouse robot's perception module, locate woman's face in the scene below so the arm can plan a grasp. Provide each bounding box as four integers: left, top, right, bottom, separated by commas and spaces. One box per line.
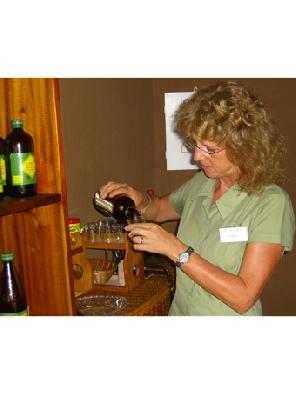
193, 139, 241, 183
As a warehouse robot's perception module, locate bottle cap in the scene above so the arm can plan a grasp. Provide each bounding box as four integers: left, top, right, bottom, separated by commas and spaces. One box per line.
11, 119, 24, 128
68, 218, 81, 224
93, 191, 114, 215
1, 253, 14, 261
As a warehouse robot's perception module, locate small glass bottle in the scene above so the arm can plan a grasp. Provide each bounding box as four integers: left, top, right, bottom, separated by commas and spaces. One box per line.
93, 192, 139, 224
5, 119, 37, 198
68, 218, 81, 235
0, 253, 29, 316
68, 218, 81, 247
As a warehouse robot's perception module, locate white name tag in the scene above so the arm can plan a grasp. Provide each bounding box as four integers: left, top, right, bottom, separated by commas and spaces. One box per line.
219, 227, 248, 243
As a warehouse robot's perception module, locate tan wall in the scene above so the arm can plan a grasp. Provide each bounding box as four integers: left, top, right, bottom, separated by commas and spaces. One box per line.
60, 78, 296, 315
60, 78, 154, 224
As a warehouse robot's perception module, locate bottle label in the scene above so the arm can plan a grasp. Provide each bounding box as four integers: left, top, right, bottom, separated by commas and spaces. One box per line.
69, 223, 81, 234
0, 155, 6, 185
10, 153, 36, 186
0, 307, 29, 316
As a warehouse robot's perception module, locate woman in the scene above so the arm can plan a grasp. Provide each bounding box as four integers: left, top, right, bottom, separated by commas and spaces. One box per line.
99, 81, 295, 316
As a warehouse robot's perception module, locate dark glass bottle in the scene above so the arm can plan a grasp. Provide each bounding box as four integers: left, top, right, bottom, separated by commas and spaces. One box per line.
0, 137, 6, 200
93, 192, 139, 223
5, 119, 37, 198
0, 253, 28, 316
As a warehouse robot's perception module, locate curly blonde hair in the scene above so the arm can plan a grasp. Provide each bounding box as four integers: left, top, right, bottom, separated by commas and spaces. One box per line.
174, 81, 286, 194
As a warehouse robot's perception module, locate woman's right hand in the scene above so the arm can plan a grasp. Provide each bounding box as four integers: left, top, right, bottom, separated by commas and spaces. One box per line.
98, 181, 146, 209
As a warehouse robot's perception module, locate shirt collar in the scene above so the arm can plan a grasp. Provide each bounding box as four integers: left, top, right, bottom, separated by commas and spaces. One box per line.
215, 184, 249, 219
198, 175, 249, 219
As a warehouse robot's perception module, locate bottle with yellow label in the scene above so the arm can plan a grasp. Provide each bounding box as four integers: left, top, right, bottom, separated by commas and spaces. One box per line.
5, 119, 37, 197
0, 136, 6, 200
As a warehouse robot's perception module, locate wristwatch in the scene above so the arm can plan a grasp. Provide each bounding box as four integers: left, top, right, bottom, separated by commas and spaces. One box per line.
174, 246, 194, 268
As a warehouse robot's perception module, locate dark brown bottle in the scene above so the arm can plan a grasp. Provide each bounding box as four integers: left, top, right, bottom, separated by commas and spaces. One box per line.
0, 137, 5, 200
93, 192, 139, 223
5, 119, 37, 198
0, 253, 28, 316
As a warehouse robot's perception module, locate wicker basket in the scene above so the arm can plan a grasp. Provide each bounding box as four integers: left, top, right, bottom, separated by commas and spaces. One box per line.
89, 275, 171, 316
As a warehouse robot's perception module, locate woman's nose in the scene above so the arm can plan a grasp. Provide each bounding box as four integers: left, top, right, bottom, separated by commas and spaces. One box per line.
193, 147, 207, 161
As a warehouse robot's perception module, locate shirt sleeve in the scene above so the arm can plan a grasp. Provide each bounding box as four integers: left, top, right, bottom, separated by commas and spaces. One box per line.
248, 190, 295, 252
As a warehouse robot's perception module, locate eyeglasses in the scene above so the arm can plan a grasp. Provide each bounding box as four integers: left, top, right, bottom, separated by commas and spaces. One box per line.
184, 141, 224, 156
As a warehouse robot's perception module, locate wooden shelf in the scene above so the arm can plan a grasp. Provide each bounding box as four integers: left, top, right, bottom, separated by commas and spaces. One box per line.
71, 246, 84, 256
0, 193, 61, 217
84, 240, 127, 250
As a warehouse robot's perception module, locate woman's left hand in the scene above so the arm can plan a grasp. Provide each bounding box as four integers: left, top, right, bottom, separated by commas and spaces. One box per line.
125, 222, 181, 259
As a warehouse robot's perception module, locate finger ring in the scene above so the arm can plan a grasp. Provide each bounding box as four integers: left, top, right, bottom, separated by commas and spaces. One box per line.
140, 236, 144, 244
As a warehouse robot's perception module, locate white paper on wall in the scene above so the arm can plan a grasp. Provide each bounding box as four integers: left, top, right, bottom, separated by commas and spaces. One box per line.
164, 91, 199, 171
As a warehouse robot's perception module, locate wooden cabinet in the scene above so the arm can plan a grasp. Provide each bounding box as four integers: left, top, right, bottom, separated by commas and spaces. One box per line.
0, 78, 75, 315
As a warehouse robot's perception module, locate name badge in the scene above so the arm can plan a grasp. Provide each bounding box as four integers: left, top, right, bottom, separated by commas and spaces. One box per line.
219, 227, 248, 243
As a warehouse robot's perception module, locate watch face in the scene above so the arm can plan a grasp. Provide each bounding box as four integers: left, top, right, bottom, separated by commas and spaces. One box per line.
180, 253, 189, 263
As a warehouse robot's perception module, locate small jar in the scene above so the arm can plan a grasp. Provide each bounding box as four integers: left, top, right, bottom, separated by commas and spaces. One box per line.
68, 218, 81, 234
68, 218, 81, 246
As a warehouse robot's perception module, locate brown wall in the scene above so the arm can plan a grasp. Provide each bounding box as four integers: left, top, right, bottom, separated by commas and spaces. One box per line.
60, 78, 296, 315
60, 78, 154, 223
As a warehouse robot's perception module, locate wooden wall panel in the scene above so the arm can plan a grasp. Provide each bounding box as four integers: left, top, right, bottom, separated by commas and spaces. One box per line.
0, 78, 75, 316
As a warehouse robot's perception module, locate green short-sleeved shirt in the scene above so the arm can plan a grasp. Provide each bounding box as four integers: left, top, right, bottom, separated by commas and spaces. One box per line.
168, 171, 295, 316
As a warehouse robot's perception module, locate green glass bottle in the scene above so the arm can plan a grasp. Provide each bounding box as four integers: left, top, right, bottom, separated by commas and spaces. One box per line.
5, 119, 37, 198
93, 192, 139, 224
0, 253, 29, 316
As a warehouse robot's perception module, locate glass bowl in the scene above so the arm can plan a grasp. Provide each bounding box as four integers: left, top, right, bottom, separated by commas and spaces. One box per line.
76, 293, 127, 316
